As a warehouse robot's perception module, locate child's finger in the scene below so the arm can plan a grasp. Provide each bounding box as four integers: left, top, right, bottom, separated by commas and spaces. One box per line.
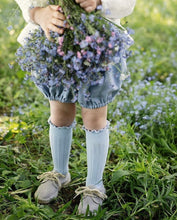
51, 18, 65, 28
80, 1, 90, 8
51, 16, 69, 29
75, 0, 96, 12
50, 5, 61, 11
45, 27, 51, 41
84, 6, 95, 12
75, 0, 85, 3
48, 23, 64, 35
53, 11, 65, 20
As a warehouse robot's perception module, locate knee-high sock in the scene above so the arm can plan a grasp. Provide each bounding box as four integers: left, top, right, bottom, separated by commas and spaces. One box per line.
49, 120, 75, 175
85, 122, 109, 188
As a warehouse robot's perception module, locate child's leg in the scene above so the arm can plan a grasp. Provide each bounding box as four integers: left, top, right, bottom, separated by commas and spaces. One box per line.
77, 106, 109, 214
49, 101, 76, 175
82, 106, 108, 187
50, 101, 76, 127
35, 101, 76, 204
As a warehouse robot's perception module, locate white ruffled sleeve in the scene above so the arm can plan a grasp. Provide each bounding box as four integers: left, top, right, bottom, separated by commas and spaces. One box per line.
15, 0, 49, 45
15, 0, 49, 23
101, 0, 136, 19
15, 0, 32, 22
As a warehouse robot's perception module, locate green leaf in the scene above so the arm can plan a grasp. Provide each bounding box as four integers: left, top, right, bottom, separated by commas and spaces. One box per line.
111, 169, 130, 183
5, 214, 18, 220
16, 70, 25, 79
2, 170, 12, 176
83, 60, 91, 66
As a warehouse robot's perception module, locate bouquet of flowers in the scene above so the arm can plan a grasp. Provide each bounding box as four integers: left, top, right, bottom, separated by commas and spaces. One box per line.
16, 0, 134, 97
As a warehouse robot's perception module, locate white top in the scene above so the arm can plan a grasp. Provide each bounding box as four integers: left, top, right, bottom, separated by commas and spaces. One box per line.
15, 0, 136, 45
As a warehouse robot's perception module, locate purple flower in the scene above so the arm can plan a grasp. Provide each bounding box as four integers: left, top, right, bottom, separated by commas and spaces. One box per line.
96, 37, 104, 44
77, 51, 82, 59
7, 25, 13, 31
89, 14, 95, 22
8, 63, 14, 69
85, 36, 92, 43
58, 36, 64, 45
63, 51, 74, 60
81, 13, 86, 21
96, 5, 102, 10
80, 40, 88, 48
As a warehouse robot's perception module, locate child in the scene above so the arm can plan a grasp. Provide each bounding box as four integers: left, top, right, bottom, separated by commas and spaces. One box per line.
15, 0, 136, 215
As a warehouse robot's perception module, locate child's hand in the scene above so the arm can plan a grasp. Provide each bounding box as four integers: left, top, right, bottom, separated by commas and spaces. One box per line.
30, 5, 69, 40
75, 0, 101, 13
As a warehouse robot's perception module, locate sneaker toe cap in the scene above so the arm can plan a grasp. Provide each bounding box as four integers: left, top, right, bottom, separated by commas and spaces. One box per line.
34, 181, 58, 203
78, 196, 102, 214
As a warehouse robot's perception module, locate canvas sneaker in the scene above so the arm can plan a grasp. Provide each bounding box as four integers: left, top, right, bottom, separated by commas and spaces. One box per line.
34, 171, 71, 204
75, 185, 107, 215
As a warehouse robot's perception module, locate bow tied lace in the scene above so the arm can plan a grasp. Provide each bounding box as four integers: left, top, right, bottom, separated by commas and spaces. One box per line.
37, 171, 65, 188
75, 186, 107, 200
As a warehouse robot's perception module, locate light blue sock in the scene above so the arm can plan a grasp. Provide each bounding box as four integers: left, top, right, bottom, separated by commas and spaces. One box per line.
49, 120, 75, 175
85, 122, 109, 188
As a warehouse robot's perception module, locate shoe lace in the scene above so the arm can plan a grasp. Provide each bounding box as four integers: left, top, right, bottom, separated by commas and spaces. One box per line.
37, 171, 65, 188
75, 186, 107, 200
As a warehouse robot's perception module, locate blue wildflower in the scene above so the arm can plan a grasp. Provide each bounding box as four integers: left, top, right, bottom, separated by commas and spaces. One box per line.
81, 13, 87, 21
80, 40, 88, 48
89, 14, 95, 22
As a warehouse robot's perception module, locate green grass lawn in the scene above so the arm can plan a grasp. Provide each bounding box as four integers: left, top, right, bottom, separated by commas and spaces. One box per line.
0, 0, 177, 219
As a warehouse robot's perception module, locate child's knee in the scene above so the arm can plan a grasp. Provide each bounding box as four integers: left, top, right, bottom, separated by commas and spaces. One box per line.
49, 101, 76, 127
82, 106, 107, 130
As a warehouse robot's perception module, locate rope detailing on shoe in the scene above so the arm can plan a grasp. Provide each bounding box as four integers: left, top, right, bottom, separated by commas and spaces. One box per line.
75, 186, 107, 200
37, 171, 65, 188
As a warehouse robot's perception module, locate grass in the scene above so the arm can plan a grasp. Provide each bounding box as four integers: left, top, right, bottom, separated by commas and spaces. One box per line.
0, 0, 177, 219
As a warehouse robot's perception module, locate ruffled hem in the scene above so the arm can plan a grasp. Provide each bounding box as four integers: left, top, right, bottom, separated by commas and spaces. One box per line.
82, 120, 110, 133
48, 118, 76, 129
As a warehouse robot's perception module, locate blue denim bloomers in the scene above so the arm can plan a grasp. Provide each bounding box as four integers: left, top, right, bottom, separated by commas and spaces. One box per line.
33, 63, 125, 109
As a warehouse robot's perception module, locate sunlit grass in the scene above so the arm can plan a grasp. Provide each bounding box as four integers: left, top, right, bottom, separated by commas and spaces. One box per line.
0, 0, 177, 219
